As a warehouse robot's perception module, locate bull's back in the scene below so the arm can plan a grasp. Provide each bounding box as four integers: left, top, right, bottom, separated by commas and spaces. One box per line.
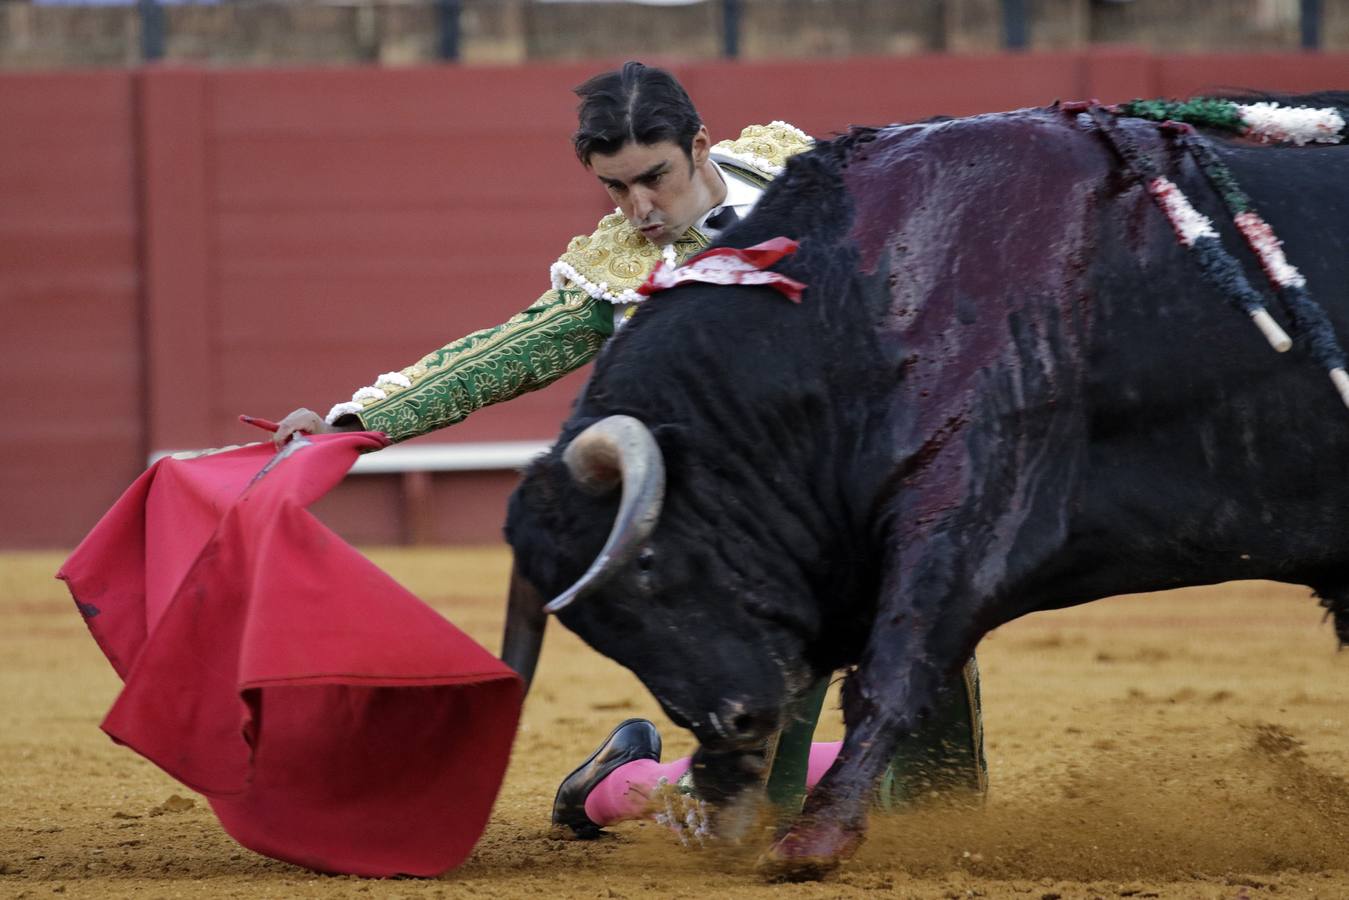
1062, 131, 1349, 602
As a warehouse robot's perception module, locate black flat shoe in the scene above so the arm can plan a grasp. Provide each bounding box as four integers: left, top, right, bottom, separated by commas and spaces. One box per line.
552, 718, 661, 838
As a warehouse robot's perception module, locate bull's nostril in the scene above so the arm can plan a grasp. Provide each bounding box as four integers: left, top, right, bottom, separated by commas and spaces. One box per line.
732, 713, 756, 736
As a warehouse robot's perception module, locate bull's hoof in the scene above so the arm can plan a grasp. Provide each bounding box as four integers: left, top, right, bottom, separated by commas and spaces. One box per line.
754, 819, 864, 882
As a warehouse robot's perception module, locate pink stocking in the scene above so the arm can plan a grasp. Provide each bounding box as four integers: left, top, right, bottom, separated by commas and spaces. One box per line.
805, 740, 842, 787
583, 758, 690, 826
582, 740, 844, 827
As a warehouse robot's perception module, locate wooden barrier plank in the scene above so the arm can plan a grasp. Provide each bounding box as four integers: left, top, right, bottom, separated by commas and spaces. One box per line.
211, 209, 586, 278
1079, 48, 1156, 104
209, 64, 597, 136
1156, 53, 1349, 98
0, 71, 142, 548
138, 69, 215, 452
682, 53, 1087, 136
212, 134, 591, 210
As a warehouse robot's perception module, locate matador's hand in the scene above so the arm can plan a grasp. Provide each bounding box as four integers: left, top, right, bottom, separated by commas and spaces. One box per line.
271, 407, 334, 448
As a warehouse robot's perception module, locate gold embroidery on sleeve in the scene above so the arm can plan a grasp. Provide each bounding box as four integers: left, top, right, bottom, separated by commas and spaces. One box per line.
356, 288, 611, 442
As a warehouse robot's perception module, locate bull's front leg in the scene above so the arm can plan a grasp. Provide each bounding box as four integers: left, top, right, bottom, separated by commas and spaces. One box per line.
758, 568, 978, 880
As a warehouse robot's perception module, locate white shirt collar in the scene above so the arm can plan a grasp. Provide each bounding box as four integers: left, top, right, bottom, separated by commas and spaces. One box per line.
695, 160, 764, 235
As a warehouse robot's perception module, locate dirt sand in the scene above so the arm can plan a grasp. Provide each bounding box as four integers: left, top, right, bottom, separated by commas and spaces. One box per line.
3, 547, 1347, 899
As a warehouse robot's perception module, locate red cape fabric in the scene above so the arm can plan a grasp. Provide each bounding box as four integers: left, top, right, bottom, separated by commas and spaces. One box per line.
58, 433, 524, 877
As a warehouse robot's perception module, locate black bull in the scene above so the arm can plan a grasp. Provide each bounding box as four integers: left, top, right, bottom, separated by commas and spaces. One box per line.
501, 105, 1349, 877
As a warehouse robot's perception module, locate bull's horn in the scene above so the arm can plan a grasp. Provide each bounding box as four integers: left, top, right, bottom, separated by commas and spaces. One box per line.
500, 561, 547, 693
544, 415, 665, 614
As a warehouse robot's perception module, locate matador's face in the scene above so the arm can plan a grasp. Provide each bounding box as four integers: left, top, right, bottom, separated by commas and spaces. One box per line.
587, 127, 723, 247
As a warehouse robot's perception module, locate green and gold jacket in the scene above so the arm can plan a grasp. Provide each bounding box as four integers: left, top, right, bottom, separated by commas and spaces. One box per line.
330, 122, 813, 443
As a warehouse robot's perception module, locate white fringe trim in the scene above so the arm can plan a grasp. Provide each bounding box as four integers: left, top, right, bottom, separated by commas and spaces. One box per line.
325, 401, 364, 424
550, 258, 647, 306
768, 120, 813, 144
1148, 177, 1218, 246
714, 121, 813, 177
715, 147, 785, 177
1237, 102, 1345, 146
324, 372, 414, 425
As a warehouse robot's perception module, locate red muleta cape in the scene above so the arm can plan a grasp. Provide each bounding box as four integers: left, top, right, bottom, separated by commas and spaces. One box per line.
58, 432, 523, 877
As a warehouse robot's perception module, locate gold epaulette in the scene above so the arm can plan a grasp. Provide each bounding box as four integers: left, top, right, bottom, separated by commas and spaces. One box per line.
549, 213, 677, 306
711, 121, 814, 179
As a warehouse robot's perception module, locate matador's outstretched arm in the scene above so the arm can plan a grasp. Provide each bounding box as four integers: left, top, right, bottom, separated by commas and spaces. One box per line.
324, 286, 617, 444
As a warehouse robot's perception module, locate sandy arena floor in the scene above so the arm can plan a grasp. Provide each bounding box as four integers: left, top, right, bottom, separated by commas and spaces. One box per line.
3, 547, 1347, 899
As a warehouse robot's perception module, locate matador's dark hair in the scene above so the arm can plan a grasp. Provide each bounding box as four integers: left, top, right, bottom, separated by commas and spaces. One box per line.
572, 61, 703, 165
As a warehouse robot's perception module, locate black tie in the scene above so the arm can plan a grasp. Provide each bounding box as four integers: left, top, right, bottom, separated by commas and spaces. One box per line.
704, 205, 740, 232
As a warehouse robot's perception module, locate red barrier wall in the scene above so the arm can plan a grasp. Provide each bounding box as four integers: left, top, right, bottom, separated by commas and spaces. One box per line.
1, 72, 144, 549
6, 51, 1349, 548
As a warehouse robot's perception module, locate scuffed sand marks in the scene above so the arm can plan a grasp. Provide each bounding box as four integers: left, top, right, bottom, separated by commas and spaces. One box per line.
851, 718, 1348, 885
3, 551, 1347, 899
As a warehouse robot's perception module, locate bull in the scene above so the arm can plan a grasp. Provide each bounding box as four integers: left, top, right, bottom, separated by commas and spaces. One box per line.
500, 97, 1349, 879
